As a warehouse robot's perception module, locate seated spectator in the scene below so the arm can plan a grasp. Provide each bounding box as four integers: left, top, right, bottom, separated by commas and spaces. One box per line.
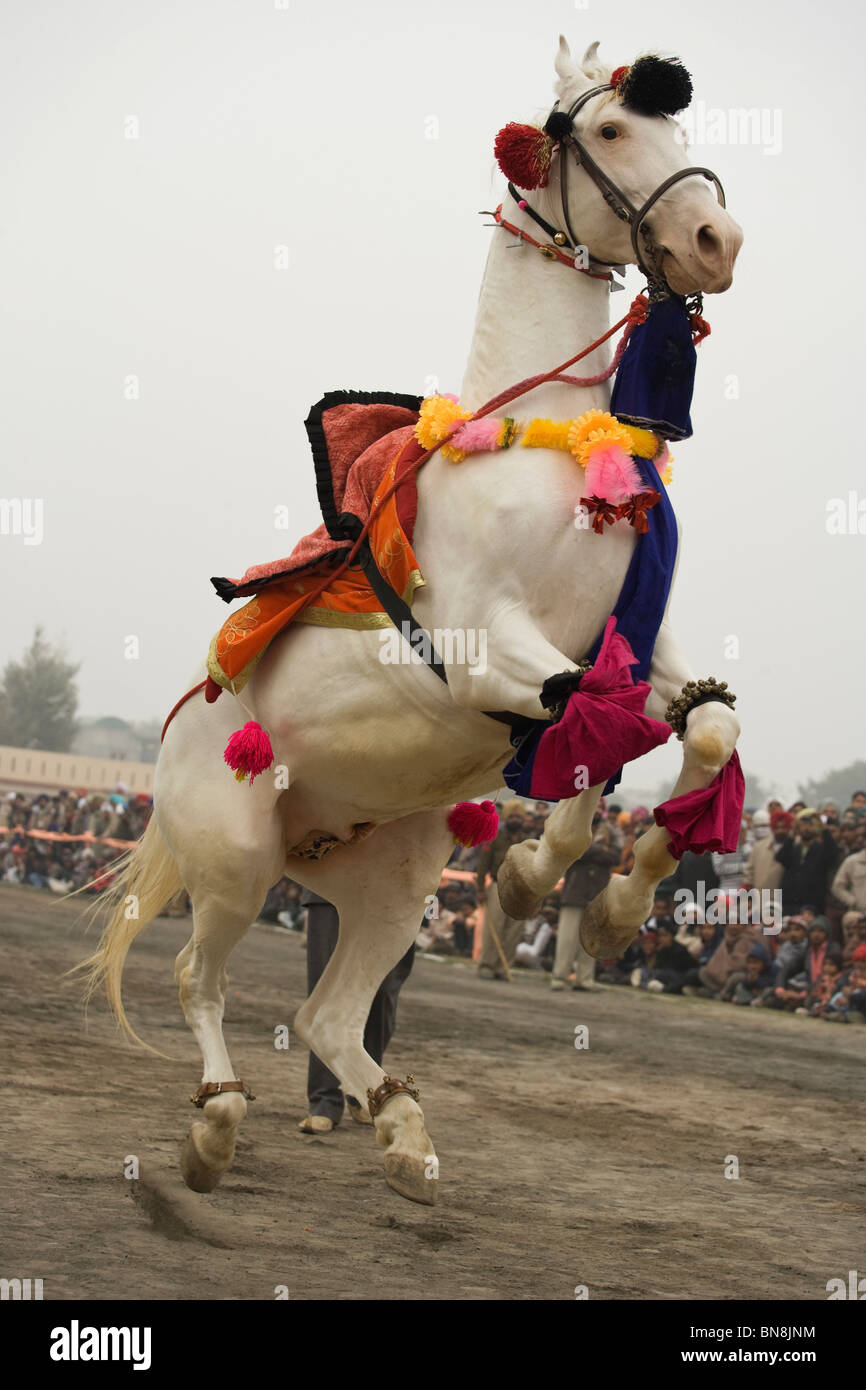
450, 895, 478, 957
416, 898, 457, 954
644, 891, 676, 933
680, 911, 761, 999
634, 923, 693, 993
628, 929, 659, 986
695, 919, 723, 967
675, 901, 705, 959
824, 956, 866, 1024
843, 915, 866, 964
845, 951, 866, 1021
597, 933, 643, 985
767, 917, 809, 994
732, 945, 774, 1005
802, 918, 843, 985
515, 907, 557, 970
797, 958, 844, 1018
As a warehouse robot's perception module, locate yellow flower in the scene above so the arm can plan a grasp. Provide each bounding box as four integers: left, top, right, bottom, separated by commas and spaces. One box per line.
567, 409, 634, 467
414, 394, 472, 460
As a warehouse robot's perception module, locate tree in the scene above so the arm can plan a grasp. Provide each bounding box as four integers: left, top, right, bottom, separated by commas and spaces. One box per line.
0, 628, 80, 751
799, 761, 866, 810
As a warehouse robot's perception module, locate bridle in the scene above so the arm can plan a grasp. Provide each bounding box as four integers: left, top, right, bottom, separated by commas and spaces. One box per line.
536, 83, 726, 287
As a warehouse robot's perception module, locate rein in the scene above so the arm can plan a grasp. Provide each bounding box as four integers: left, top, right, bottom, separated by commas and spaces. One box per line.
161, 96, 723, 742
255, 298, 648, 615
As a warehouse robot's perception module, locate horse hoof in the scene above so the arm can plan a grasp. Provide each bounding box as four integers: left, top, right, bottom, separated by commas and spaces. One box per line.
496, 843, 543, 920
180, 1126, 228, 1194
579, 889, 640, 959
383, 1151, 438, 1206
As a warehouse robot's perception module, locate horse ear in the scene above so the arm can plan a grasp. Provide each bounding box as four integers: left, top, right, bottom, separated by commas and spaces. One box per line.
556, 34, 575, 78
580, 41, 610, 83
554, 34, 597, 104
554, 34, 580, 85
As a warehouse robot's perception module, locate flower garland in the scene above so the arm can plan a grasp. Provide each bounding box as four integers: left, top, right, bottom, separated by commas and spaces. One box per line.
414, 398, 673, 531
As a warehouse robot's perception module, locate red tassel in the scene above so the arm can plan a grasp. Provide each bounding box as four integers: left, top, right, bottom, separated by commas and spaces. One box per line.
493, 123, 554, 189
689, 312, 711, 345
224, 720, 274, 785
447, 800, 499, 847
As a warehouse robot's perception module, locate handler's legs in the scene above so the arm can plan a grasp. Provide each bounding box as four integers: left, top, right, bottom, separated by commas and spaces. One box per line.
479, 890, 523, 977
552, 905, 597, 990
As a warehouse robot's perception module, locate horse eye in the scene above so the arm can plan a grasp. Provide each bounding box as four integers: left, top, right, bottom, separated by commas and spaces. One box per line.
600, 124, 619, 140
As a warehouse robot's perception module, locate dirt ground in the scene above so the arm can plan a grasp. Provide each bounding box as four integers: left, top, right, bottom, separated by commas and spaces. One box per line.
0, 882, 863, 1302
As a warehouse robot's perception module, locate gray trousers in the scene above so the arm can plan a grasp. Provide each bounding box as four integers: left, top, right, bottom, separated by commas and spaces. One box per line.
478, 888, 525, 974
552, 904, 596, 986
306, 902, 414, 1122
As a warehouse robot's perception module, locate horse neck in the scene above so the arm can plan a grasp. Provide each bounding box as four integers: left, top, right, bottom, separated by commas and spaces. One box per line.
459, 195, 614, 422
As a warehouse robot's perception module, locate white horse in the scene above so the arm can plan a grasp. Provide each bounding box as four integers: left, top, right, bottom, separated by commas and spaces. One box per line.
84, 37, 742, 1205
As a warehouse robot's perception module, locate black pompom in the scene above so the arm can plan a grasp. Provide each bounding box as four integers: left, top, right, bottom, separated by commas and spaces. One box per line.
543, 109, 574, 141
620, 56, 693, 117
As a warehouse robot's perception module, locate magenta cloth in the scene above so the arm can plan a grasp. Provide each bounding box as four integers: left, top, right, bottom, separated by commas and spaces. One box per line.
528, 617, 671, 799
653, 749, 745, 860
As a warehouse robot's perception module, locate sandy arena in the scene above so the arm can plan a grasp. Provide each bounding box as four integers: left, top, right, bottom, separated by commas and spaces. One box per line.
1, 883, 863, 1301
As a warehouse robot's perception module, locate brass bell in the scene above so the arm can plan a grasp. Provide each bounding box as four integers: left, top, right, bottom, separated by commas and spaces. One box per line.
553, 231, 567, 246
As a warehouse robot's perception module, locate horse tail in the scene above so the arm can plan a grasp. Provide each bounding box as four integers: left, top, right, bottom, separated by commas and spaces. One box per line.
74, 817, 185, 1051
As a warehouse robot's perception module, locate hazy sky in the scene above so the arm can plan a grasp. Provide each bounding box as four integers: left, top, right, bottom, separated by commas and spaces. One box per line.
1, 0, 864, 801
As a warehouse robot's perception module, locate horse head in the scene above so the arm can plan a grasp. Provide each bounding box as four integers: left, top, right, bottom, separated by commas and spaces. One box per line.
538, 36, 743, 294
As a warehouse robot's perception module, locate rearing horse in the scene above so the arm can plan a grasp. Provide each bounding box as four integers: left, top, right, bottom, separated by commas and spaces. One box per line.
83, 36, 743, 1205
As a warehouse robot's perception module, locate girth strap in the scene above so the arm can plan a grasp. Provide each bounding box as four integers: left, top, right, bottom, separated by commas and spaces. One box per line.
357, 538, 532, 737
357, 539, 448, 684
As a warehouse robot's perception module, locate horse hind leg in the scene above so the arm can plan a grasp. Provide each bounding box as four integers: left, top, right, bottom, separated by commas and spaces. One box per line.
175, 893, 263, 1193
292, 808, 455, 1206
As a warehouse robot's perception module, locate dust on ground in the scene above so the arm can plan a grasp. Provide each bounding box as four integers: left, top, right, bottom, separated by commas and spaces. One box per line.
1, 884, 863, 1300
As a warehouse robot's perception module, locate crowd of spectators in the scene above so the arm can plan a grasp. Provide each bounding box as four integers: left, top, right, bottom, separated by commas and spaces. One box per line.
0, 786, 154, 893
4, 781, 866, 1026
415, 791, 866, 1026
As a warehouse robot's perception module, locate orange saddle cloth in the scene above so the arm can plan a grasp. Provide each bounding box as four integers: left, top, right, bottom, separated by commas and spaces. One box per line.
207, 391, 427, 694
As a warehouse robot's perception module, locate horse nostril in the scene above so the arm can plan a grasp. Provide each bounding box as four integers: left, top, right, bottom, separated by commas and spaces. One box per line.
697, 225, 720, 259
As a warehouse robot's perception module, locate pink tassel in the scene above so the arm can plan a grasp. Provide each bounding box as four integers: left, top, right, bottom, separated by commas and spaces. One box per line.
449, 417, 504, 454
224, 720, 274, 785
583, 441, 643, 503
447, 799, 499, 847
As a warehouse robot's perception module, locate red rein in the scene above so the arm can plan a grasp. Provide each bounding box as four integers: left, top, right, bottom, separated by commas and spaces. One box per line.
160, 294, 652, 743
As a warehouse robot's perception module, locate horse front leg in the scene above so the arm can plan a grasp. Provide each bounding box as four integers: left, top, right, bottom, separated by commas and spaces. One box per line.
496, 784, 605, 919
580, 621, 740, 958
